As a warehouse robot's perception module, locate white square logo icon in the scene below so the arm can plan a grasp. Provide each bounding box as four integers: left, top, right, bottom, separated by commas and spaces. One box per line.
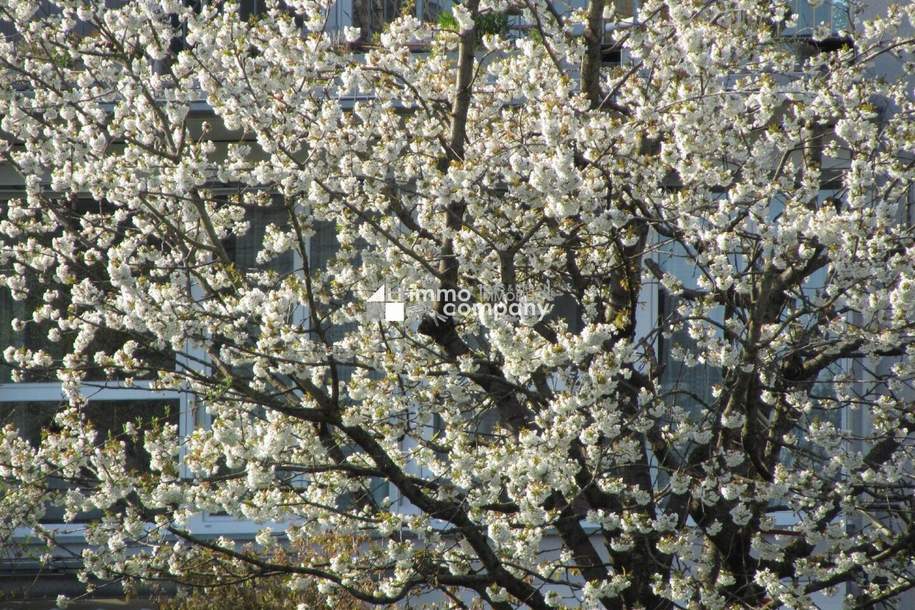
385, 302, 405, 322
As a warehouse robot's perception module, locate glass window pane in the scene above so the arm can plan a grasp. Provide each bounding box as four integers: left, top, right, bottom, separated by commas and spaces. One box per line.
783, 0, 848, 35
308, 219, 338, 272
657, 239, 722, 419
239, 0, 268, 21
0, 287, 28, 384
224, 202, 295, 276
0, 402, 58, 447
0, 198, 175, 382
352, 0, 404, 40
217, 200, 296, 380
308, 218, 352, 360
658, 289, 721, 418
547, 293, 582, 333
0, 399, 179, 523
81, 399, 180, 471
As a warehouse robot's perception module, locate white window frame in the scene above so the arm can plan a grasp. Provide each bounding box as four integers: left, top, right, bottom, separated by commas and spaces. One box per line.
0, 190, 191, 538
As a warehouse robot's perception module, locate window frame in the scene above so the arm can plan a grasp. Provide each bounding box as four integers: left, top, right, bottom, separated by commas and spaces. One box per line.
182, 191, 406, 527
646, 189, 860, 517
0, 190, 191, 535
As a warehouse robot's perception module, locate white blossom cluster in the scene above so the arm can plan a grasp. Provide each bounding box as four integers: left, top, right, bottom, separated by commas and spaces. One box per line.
0, 0, 914, 608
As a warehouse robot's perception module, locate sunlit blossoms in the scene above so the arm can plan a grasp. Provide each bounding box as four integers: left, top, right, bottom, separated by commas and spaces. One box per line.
1, 0, 915, 608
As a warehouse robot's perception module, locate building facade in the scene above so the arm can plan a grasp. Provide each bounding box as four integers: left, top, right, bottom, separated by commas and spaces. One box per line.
1, 0, 912, 607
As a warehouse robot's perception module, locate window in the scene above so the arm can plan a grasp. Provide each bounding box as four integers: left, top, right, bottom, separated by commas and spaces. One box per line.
599, 0, 638, 67
179, 195, 302, 438
0, 195, 186, 527
352, 0, 405, 38
208, 196, 343, 381
657, 289, 722, 418
781, 0, 850, 37
0, 198, 174, 383
416, 0, 448, 23
0, 396, 179, 523
191, 197, 392, 518
654, 191, 854, 468
234, 0, 357, 39
223, 199, 296, 276
656, 240, 722, 420
238, 0, 269, 21
772, 190, 847, 465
